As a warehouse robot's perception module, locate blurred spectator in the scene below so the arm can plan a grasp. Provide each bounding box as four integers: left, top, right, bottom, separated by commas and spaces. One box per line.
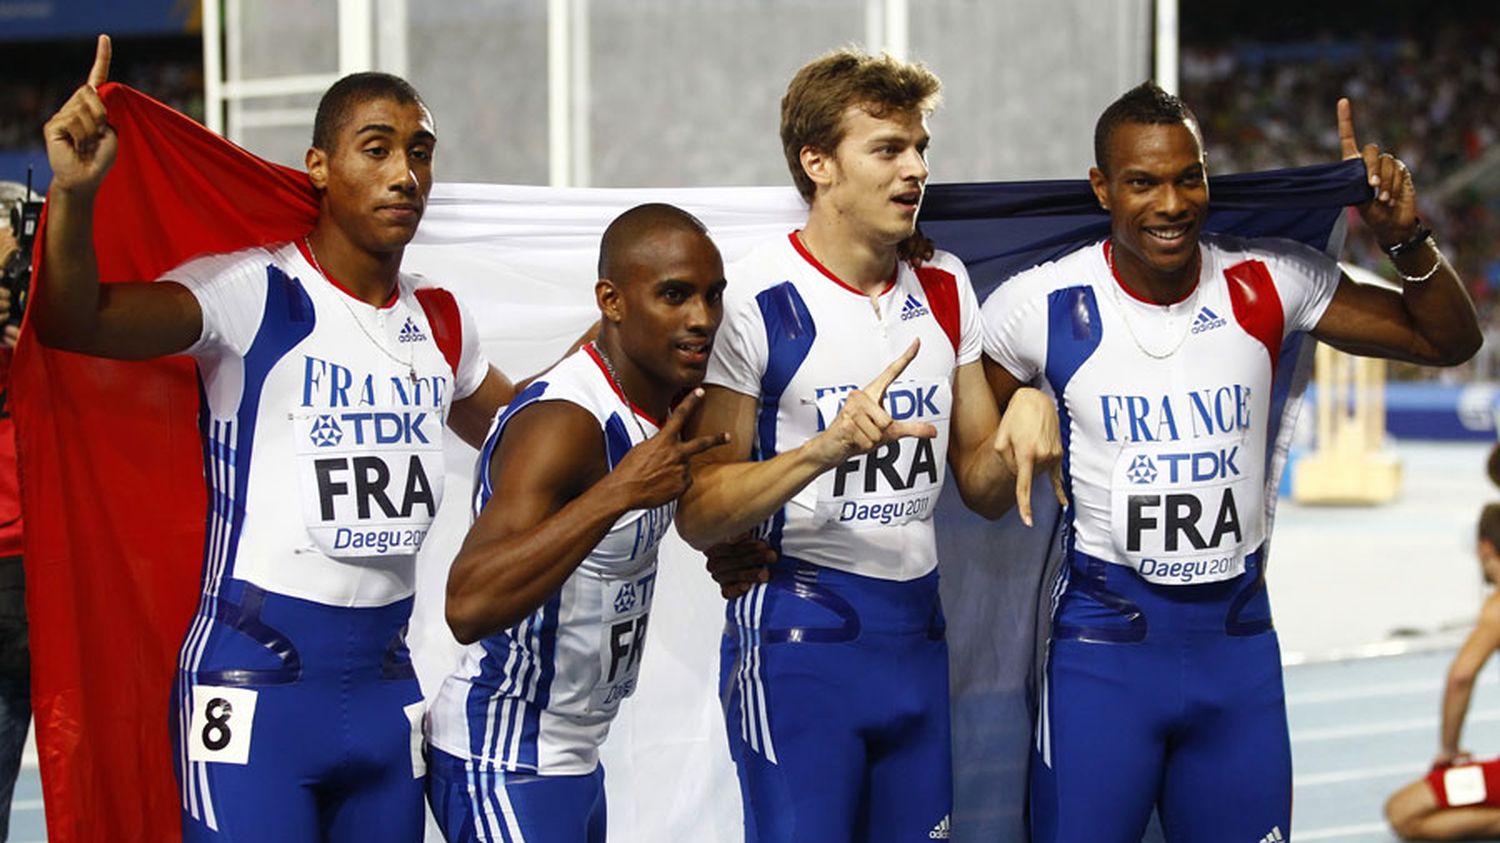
0, 183, 29, 842
1183, 20, 1500, 381
0, 36, 202, 148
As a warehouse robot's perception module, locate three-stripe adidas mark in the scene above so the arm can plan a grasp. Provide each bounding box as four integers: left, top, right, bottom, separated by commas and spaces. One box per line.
398, 317, 428, 343
901, 294, 930, 322
1258, 825, 1285, 843
1191, 305, 1226, 334
929, 814, 951, 839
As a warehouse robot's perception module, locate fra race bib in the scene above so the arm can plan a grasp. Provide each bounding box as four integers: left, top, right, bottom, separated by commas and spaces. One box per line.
590, 568, 657, 710
292, 407, 445, 558
1109, 437, 1261, 585
811, 378, 951, 530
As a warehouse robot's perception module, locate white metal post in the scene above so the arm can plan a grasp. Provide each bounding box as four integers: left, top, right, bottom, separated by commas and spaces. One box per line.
226, 0, 243, 142
1154, 0, 1179, 92
201, 0, 224, 134
338, 0, 375, 75
376, 0, 409, 78
864, 0, 908, 58
547, 0, 573, 187
884, 0, 908, 62
570, 0, 590, 187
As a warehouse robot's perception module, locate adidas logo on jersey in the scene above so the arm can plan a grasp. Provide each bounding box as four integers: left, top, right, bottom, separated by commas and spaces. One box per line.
1258, 826, 1285, 843
1191, 306, 1227, 334
929, 815, 951, 839
398, 317, 428, 343
901, 294, 930, 321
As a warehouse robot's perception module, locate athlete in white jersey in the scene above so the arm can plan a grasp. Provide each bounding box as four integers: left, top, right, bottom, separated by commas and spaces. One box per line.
706, 232, 985, 581
980, 82, 1482, 843
36, 39, 519, 842
678, 49, 1061, 842
427, 204, 728, 843
984, 233, 1339, 589
172, 240, 488, 603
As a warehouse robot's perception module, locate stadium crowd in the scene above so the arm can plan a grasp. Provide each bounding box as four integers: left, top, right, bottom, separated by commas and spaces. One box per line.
1182, 20, 1500, 378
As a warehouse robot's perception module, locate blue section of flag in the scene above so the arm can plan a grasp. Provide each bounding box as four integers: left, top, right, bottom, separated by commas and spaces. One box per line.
921, 159, 1371, 300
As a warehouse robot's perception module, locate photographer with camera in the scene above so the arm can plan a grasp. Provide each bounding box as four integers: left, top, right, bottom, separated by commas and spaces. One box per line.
0, 179, 38, 841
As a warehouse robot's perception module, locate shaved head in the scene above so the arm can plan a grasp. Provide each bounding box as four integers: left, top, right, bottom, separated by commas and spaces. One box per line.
598, 203, 712, 281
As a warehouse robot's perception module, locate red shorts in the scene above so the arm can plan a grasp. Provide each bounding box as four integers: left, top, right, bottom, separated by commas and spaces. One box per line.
1426, 758, 1500, 808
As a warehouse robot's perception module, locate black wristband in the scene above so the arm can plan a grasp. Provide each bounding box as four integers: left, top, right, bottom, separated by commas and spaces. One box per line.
1382, 219, 1434, 258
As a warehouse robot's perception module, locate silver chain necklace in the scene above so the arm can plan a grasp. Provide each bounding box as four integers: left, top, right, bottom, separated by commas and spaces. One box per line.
304, 237, 418, 384
1107, 242, 1201, 361
590, 341, 653, 439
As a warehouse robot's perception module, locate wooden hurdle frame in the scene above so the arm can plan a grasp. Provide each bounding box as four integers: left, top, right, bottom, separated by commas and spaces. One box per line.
1292, 343, 1403, 504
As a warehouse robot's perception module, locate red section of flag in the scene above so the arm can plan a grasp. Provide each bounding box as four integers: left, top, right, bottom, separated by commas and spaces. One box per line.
12, 84, 316, 843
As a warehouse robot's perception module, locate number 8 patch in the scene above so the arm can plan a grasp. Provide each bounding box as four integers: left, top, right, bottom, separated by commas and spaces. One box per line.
187, 686, 259, 765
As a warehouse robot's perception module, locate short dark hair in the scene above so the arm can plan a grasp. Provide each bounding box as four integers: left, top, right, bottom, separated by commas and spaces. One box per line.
1094, 81, 1201, 174
1480, 503, 1500, 549
312, 72, 428, 151
598, 203, 712, 280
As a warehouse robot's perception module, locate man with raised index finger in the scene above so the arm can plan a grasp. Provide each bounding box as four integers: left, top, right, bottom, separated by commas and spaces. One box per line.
980, 81, 1482, 842
675, 48, 1062, 842
35, 35, 520, 842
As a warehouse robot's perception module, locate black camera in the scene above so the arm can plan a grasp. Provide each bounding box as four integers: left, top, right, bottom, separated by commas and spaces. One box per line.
1, 190, 40, 329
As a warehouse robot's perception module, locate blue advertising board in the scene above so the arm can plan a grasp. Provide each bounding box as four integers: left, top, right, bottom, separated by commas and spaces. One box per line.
0, 0, 194, 41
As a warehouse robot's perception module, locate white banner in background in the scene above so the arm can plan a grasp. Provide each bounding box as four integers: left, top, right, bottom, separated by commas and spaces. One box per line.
404, 183, 1059, 843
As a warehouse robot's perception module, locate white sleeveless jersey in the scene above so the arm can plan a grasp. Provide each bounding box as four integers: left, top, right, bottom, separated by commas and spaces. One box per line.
427, 346, 672, 774
981, 234, 1340, 585
168, 241, 489, 608
705, 232, 982, 582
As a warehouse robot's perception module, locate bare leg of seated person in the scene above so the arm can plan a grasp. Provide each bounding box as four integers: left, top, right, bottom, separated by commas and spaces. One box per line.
1387, 776, 1500, 841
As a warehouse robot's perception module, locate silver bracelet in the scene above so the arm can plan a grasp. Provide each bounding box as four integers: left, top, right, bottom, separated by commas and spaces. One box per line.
1392, 238, 1442, 283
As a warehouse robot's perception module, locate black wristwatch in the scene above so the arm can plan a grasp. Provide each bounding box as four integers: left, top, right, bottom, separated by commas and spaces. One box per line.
1381, 219, 1434, 259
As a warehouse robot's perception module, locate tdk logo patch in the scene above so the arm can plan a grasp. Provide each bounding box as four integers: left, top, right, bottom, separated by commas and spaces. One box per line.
1126, 455, 1158, 484
1191, 306, 1227, 334
900, 294, 930, 321
309, 415, 343, 447
398, 317, 428, 343
614, 582, 637, 614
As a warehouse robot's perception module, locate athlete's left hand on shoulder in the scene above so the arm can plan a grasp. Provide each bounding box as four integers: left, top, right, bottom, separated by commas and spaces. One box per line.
993, 386, 1065, 528
1338, 97, 1421, 247
704, 534, 776, 600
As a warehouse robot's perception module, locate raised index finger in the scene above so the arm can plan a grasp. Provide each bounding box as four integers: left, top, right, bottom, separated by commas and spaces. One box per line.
1336, 98, 1359, 161
864, 338, 921, 398
87, 34, 112, 89
660, 387, 704, 438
